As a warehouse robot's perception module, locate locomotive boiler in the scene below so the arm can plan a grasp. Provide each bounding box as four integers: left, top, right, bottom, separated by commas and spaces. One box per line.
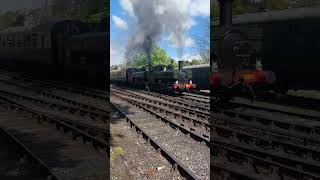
110, 61, 197, 93
211, 0, 276, 100
229, 6, 320, 92
213, 1, 320, 99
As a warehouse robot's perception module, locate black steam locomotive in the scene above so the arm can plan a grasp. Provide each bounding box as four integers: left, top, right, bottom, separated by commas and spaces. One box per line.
212, 0, 320, 100
110, 61, 197, 93
0, 19, 108, 88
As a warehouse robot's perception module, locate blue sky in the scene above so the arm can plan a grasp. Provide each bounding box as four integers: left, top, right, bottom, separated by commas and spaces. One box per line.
110, 0, 210, 65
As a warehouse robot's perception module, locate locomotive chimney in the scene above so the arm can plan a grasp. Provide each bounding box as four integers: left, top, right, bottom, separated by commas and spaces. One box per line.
178, 61, 184, 70
218, 0, 233, 28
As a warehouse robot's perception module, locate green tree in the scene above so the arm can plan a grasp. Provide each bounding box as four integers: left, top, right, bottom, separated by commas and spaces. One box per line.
83, 0, 107, 22
264, 0, 289, 10
110, 65, 118, 70
128, 46, 172, 68
191, 59, 201, 65
0, 12, 17, 29
12, 14, 25, 26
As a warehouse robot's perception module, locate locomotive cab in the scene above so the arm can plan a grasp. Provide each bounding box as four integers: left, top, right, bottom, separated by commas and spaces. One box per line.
212, 0, 277, 101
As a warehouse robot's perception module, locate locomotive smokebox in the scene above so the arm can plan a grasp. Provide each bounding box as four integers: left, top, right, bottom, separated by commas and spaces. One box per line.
178, 61, 184, 70
218, 0, 233, 28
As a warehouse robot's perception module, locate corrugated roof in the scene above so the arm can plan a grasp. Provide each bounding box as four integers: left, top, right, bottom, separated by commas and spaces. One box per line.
31, 21, 61, 32
213, 6, 320, 26
183, 63, 210, 69
71, 32, 109, 39
0, 26, 27, 33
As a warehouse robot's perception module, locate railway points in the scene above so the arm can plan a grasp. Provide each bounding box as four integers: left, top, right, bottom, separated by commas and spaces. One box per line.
111, 95, 209, 180
111, 81, 320, 179
110, 111, 185, 179
0, 70, 110, 180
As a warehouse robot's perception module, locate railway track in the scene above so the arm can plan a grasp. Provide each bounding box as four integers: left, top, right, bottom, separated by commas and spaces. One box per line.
111, 87, 210, 138
0, 70, 110, 180
112, 84, 320, 179
114, 86, 320, 167
4, 69, 320, 179
0, 126, 56, 179
0, 71, 110, 117
0, 69, 111, 138
0, 69, 109, 101
118, 87, 320, 144
181, 92, 210, 103
0, 87, 109, 140
0, 98, 108, 179
111, 96, 208, 180
255, 91, 320, 111
110, 110, 186, 179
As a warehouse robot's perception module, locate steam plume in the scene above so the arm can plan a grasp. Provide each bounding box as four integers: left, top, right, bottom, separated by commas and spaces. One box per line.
125, 0, 190, 67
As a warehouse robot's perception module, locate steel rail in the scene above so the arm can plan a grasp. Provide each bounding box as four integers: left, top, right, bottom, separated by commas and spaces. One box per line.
0, 79, 110, 113
0, 97, 110, 155
0, 69, 109, 100
0, 88, 109, 122
122, 87, 320, 142
0, 128, 59, 180
111, 102, 200, 180
111, 93, 320, 179
119, 87, 320, 143
111, 89, 210, 125
111, 91, 210, 139
112, 87, 210, 120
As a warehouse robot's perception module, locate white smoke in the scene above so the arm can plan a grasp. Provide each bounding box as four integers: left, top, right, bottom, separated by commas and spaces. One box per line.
124, 0, 192, 67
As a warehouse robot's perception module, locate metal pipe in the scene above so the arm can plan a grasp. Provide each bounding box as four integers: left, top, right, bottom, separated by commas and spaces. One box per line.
178, 61, 183, 71
218, 0, 234, 28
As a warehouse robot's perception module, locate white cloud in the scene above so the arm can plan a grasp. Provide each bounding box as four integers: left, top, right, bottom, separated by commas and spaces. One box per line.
168, 35, 194, 48
110, 43, 125, 65
110, 44, 117, 57
189, 0, 210, 17
163, 0, 209, 17
183, 18, 197, 30
112, 15, 128, 30
172, 53, 202, 61
120, 0, 134, 17
185, 37, 194, 47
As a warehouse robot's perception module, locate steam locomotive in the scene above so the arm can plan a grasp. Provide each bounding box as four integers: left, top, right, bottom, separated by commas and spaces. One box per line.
0, 19, 108, 88
110, 61, 199, 93
210, 0, 320, 101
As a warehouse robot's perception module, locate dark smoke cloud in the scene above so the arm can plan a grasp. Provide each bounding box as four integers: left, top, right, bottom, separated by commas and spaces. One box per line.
125, 0, 190, 67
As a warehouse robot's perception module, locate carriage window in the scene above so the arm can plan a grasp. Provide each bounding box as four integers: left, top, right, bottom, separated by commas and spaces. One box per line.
7, 35, 12, 47
17, 34, 22, 48
25, 35, 31, 48
32, 34, 37, 48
